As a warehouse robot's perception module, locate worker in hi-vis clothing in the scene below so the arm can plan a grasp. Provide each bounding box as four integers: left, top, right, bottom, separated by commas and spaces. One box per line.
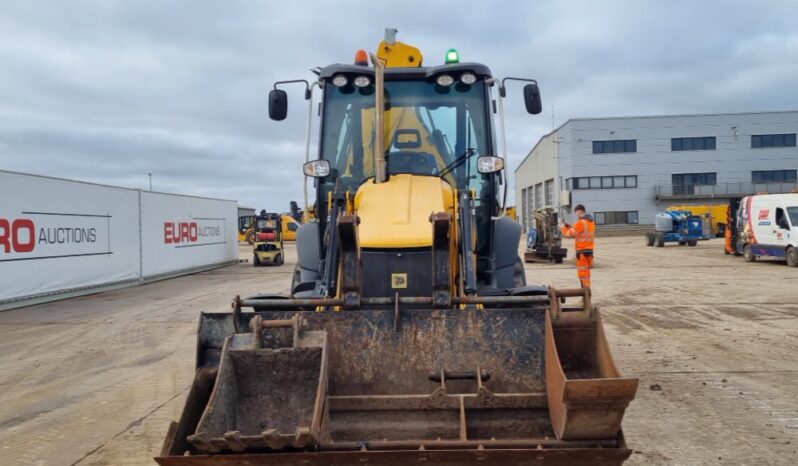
561, 204, 596, 289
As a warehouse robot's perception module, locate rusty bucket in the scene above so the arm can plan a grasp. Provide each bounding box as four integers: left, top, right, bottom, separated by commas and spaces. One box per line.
545, 289, 639, 440
186, 315, 328, 453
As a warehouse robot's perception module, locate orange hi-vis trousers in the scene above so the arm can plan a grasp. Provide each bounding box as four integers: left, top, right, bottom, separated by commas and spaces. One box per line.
576, 251, 593, 289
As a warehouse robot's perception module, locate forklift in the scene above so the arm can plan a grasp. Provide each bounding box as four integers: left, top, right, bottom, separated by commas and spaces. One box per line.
252, 211, 284, 266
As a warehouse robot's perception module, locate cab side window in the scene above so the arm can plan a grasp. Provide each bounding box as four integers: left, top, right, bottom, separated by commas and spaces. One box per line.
288, 222, 298, 231
775, 208, 790, 229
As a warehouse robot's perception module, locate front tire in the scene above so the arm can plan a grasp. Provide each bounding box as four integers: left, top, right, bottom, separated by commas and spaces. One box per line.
687, 240, 697, 247
786, 247, 798, 267
743, 244, 756, 262
655, 232, 665, 247
645, 233, 655, 247
253, 253, 260, 266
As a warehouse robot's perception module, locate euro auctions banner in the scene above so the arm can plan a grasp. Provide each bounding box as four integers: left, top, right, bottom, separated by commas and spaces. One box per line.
0, 171, 140, 303
140, 191, 237, 278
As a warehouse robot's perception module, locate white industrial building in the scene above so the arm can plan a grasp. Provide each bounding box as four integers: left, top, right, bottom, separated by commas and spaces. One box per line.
515, 110, 798, 232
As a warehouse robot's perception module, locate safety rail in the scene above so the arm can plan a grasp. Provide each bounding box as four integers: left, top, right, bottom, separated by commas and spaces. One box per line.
655, 182, 798, 199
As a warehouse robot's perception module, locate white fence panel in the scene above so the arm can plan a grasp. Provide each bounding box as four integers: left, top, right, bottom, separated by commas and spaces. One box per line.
0, 171, 140, 304
140, 191, 237, 279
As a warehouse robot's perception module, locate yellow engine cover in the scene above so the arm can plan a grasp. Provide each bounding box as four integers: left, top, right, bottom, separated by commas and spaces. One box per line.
354, 174, 454, 248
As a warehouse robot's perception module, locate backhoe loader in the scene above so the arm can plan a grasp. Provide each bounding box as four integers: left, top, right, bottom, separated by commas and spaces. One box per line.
157, 30, 638, 466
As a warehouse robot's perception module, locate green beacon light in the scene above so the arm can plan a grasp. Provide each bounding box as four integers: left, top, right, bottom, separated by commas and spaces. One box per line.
445, 48, 460, 64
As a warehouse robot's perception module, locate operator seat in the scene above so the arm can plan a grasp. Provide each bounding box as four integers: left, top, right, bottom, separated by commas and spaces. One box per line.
387, 128, 438, 175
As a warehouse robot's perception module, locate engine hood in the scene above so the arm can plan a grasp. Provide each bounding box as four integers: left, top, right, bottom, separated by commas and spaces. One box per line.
353, 174, 455, 248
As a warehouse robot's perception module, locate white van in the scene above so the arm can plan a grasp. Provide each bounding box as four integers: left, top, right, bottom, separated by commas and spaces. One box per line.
735, 193, 798, 266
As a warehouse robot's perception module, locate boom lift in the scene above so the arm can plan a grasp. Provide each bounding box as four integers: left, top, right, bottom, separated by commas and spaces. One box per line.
157, 30, 638, 466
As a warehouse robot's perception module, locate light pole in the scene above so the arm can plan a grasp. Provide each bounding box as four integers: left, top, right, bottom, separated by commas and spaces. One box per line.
148, 173, 152, 191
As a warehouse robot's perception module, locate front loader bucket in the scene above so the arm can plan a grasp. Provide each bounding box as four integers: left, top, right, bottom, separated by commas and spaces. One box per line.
157, 290, 637, 466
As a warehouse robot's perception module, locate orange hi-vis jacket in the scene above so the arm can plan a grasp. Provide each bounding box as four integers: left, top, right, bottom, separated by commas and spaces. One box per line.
561, 216, 595, 253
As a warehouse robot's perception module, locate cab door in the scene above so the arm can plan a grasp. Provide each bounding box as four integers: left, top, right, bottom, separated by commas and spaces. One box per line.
752, 200, 775, 249
774, 206, 791, 251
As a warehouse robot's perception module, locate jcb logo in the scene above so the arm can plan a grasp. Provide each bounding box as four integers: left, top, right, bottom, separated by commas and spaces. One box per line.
0, 218, 36, 253
391, 273, 408, 289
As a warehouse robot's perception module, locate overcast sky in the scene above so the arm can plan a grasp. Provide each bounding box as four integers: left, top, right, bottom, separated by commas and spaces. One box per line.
2, 1, 797, 211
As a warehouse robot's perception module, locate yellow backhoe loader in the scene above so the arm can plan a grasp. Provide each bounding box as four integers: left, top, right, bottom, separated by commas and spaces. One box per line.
157, 29, 638, 466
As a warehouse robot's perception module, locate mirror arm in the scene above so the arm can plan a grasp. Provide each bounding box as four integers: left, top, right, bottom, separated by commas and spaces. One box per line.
501, 77, 539, 89
274, 79, 312, 100
301, 81, 322, 219
487, 77, 509, 216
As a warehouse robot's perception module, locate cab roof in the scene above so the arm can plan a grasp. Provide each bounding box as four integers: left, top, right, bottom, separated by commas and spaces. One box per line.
317, 62, 493, 81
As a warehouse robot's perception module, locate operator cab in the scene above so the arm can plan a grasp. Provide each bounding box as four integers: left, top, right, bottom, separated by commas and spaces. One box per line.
269, 39, 542, 298
315, 62, 500, 252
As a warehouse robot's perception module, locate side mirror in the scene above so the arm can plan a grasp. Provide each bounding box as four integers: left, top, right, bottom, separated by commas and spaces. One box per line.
477, 156, 505, 174
523, 83, 542, 114
303, 160, 330, 178
269, 89, 288, 121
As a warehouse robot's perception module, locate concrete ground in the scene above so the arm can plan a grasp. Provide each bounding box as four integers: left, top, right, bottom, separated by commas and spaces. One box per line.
0, 237, 796, 465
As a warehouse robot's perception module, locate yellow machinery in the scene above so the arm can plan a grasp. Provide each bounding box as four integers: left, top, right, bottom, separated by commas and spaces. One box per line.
280, 215, 299, 241
158, 30, 638, 466
241, 212, 301, 243
237, 215, 254, 242
505, 205, 517, 221
667, 204, 727, 236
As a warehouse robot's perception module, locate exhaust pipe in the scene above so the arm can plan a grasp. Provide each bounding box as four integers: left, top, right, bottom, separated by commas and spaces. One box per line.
370, 52, 386, 183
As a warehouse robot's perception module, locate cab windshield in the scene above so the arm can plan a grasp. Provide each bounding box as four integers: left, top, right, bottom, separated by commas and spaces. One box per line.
320, 79, 492, 193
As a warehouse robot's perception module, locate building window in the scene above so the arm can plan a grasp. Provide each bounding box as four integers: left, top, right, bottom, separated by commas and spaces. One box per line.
672, 172, 716, 195
594, 211, 639, 225
672, 136, 716, 151
544, 179, 554, 206
592, 139, 637, 154
751, 133, 796, 148
567, 175, 637, 190
521, 188, 528, 229
752, 170, 797, 183
534, 183, 542, 210
525, 187, 534, 229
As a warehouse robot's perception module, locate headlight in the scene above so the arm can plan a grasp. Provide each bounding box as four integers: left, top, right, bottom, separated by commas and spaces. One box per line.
353, 76, 371, 88
436, 74, 454, 87
332, 75, 348, 87
460, 73, 477, 85
303, 160, 331, 178
477, 156, 505, 174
